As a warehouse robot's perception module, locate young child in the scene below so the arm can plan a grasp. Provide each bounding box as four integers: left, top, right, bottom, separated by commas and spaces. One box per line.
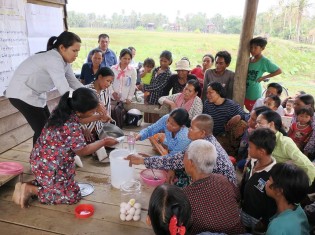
244, 37, 282, 112
148, 184, 192, 235
263, 95, 282, 114
284, 99, 295, 117
140, 57, 155, 85
12, 88, 118, 208
241, 128, 277, 232
288, 106, 314, 151
265, 162, 310, 235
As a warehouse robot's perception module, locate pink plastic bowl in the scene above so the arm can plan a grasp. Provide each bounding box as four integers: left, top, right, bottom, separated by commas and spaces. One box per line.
140, 169, 167, 187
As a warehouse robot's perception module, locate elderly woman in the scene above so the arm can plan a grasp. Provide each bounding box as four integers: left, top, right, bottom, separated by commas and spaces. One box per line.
182, 140, 245, 235
163, 59, 197, 95
203, 82, 247, 137
126, 114, 237, 187
158, 80, 202, 121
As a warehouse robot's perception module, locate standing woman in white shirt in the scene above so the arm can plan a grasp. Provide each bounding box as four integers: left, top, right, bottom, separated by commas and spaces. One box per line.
110, 48, 137, 104
5, 31, 83, 145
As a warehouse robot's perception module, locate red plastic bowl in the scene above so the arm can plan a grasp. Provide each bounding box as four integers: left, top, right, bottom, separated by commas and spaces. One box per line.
140, 169, 167, 187
75, 204, 94, 218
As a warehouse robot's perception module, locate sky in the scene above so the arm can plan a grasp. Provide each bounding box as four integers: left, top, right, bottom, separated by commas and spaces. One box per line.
67, 0, 315, 22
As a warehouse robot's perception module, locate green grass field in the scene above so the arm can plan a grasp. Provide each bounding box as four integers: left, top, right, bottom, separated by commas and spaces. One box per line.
70, 27, 315, 96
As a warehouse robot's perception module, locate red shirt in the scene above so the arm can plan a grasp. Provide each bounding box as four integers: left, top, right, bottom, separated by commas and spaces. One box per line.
183, 174, 245, 235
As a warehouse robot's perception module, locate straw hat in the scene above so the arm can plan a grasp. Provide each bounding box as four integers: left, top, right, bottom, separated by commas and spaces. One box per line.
175, 60, 191, 71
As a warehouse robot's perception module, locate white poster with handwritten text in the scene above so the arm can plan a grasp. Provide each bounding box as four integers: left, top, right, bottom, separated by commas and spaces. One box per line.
0, 0, 29, 96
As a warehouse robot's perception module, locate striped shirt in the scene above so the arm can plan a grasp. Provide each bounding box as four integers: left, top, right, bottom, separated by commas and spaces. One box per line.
203, 99, 247, 136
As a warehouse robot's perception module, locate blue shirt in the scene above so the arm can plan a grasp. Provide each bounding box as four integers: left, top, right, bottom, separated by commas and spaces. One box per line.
80, 62, 99, 85
87, 47, 117, 68
139, 114, 191, 154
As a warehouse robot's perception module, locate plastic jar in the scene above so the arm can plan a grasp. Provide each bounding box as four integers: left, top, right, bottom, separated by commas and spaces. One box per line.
119, 180, 142, 221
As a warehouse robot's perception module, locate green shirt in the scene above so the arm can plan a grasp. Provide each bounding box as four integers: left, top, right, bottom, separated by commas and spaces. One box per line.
272, 131, 315, 184
141, 72, 153, 85
266, 205, 310, 235
245, 56, 279, 100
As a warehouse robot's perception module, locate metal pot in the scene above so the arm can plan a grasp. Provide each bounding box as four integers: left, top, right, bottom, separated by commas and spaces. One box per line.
98, 123, 124, 139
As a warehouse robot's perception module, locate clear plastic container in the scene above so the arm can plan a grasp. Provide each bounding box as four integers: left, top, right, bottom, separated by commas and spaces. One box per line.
127, 131, 136, 153
119, 180, 142, 221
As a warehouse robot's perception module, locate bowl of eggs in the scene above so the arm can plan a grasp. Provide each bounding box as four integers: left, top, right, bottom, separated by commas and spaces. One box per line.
119, 198, 142, 221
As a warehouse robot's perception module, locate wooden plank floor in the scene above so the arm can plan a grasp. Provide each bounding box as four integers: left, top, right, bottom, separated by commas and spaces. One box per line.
0, 124, 159, 235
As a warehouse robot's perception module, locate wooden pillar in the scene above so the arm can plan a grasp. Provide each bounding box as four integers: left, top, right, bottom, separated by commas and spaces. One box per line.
233, 0, 259, 105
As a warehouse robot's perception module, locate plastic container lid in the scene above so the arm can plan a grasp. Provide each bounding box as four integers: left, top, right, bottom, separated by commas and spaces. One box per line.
75, 204, 94, 218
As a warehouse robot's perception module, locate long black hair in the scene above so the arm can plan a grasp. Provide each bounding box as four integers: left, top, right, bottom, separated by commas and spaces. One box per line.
47, 88, 98, 128
260, 110, 287, 135
47, 31, 81, 51
148, 184, 192, 235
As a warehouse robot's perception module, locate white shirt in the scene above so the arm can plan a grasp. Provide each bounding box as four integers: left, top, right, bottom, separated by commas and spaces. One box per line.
110, 64, 137, 102
5, 49, 82, 107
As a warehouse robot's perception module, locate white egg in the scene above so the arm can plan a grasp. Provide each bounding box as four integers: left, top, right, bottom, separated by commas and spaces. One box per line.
125, 204, 131, 211
135, 208, 141, 215
120, 207, 127, 214
134, 203, 141, 209
120, 202, 127, 208
126, 214, 133, 221
128, 207, 135, 215
120, 213, 126, 221
133, 215, 140, 221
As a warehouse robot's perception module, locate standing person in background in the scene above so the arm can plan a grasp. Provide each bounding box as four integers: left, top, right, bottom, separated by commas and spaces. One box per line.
142, 50, 173, 105
164, 59, 197, 95
86, 33, 117, 68
5, 31, 83, 145
141, 50, 172, 123
191, 54, 214, 94
79, 49, 102, 85
110, 48, 137, 128
245, 37, 282, 112
128, 46, 141, 84
202, 51, 235, 101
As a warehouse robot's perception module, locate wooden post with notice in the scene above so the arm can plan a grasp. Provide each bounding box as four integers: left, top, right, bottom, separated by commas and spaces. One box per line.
233, 0, 259, 106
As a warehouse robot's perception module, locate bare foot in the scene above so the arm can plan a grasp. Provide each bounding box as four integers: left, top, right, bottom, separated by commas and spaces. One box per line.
20, 183, 34, 209
12, 182, 22, 206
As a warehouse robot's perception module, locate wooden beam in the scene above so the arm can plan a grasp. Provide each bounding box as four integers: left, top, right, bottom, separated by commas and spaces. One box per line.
124, 103, 170, 116
233, 0, 259, 105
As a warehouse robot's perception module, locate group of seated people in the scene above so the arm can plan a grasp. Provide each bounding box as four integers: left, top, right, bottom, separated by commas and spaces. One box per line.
51, 33, 315, 234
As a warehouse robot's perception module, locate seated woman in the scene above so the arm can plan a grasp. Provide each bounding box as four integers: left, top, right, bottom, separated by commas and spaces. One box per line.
148, 184, 192, 235
203, 82, 247, 156
163, 59, 197, 95
135, 108, 191, 155
265, 163, 310, 235
293, 94, 315, 160
158, 80, 203, 122
80, 49, 103, 85
256, 109, 315, 185
203, 82, 247, 136
110, 48, 137, 127
183, 140, 245, 235
12, 88, 118, 208
83, 67, 114, 141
